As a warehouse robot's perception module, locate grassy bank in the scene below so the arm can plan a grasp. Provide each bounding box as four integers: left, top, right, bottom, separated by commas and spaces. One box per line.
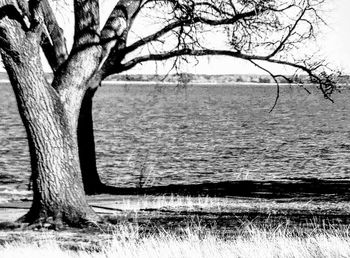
1, 223, 350, 258
1, 194, 350, 257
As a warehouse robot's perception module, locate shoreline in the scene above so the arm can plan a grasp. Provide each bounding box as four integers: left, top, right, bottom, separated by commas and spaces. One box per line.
2, 178, 350, 224
101, 81, 319, 87
1, 193, 350, 229
1, 79, 340, 87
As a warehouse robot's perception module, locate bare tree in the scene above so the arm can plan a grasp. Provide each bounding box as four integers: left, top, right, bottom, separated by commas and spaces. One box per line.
0, 0, 337, 227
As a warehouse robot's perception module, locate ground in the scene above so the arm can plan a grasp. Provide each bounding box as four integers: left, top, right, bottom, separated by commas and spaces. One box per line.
1, 179, 350, 251
0, 194, 350, 248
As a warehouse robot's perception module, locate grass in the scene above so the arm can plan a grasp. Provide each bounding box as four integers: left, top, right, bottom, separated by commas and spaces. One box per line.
2, 195, 350, 257
90, 194, 350, 214
1, 223, 350, 258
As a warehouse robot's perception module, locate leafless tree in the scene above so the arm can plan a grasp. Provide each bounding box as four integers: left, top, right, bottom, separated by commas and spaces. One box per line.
0, 0, 337, 227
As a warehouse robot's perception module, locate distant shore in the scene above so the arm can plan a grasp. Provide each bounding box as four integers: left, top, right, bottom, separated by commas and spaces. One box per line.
101, 80, 286, 86
1, 79, 348, 88
0, 79, 293, 86
1, 71, 350, 86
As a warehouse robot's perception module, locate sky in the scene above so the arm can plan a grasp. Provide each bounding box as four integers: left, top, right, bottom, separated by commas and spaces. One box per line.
118, 0, 350, 75
1, 1, 349, 75
158, 0, 350, 75
129, 0, 350, 75
318, 0, 350, 74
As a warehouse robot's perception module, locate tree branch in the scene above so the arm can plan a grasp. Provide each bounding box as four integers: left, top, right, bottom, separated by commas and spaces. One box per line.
0, 0, 29, 30
72, 0, 100, 51
120, 47, 336, 100
266, 6, 307, 59
124, 9, 258, 56
86, 0, 334, 102
249, 60, 281, 112
98, 0, 143, 78
98, 1, 140, 70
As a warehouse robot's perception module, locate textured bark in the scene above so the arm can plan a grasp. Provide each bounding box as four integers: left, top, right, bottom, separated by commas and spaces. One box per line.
0, 17, 99, 226
78, 86, 105, 194
73, 0, 100, 50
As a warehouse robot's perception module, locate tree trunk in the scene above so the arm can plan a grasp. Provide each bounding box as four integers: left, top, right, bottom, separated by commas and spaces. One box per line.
0, 19, 99, 227
78, 84, 136, 195
78, 86, 105, 194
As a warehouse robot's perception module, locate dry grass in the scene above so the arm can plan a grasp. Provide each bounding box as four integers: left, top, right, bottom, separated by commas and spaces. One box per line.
1, 223, 350, 258
90, 194, 350, 214
2, 195, 350, 257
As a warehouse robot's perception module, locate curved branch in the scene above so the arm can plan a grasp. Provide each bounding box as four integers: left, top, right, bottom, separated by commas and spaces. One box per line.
124, 9, 258, 56
120, 47, 335, 100
249, 60, 281, 112
120, 49, 241, 71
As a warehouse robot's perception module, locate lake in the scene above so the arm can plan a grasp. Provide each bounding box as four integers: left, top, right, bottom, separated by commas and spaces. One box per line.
0, 82, 350, 200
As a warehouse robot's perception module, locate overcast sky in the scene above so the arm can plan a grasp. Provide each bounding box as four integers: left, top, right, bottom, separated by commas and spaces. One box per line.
1, 1, 349, 75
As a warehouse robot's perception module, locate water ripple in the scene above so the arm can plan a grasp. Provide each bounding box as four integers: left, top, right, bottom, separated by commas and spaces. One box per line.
0, 83, 350, 190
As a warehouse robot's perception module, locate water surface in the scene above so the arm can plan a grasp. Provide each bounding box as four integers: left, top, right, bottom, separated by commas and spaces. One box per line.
1, 82, 349, 194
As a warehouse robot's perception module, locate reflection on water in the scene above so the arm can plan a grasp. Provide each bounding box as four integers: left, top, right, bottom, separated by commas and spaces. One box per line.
1, 83, 350, 191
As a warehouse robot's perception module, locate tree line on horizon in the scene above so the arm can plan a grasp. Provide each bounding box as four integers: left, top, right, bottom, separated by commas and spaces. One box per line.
2, 72, 348, 85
